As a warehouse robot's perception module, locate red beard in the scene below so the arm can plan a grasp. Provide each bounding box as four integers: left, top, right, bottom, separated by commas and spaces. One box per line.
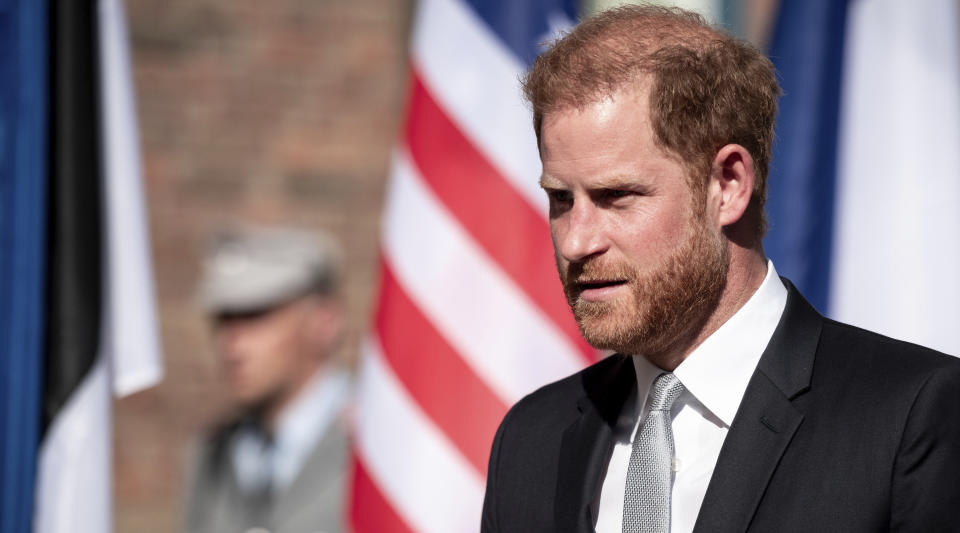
559, 212, 728, 359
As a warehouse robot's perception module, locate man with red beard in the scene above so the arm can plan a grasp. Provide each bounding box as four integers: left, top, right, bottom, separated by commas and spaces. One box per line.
481, 6, 960, 533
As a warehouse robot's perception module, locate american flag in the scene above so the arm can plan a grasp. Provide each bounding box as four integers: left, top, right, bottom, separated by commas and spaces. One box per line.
348, 0, 597, 531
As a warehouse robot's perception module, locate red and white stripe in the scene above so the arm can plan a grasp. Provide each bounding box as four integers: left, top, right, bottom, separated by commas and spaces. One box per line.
349, 0, 596, 531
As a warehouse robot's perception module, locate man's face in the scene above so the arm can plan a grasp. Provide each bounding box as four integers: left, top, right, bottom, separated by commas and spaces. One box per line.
212, 297, 331, 411
539, 86, 728, 358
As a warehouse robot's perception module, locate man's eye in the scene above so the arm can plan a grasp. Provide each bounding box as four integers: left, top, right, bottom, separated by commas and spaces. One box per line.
546, 190, 573, 203
601, 189, 634, 202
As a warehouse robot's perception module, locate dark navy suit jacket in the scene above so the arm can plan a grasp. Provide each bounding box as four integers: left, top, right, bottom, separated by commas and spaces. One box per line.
481, 280, 960, 532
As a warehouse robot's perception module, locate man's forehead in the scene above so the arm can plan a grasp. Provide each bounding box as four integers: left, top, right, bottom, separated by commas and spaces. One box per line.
537, 84, 670, 184
540, 74, 653, 119
540, 85, 653, 146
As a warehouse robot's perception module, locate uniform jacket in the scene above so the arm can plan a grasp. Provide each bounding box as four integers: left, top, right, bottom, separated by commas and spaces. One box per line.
185, 415, 348, 533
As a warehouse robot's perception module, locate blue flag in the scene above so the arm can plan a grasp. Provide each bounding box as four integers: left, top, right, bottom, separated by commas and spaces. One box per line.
765, 0, 960, 355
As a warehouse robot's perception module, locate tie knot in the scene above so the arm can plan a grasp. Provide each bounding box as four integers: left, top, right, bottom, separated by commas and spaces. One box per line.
647, 372, 684, 411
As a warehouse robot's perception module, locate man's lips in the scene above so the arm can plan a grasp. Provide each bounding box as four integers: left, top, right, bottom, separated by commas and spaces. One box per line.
573, 279, 629, 301
577, 279, 627, 289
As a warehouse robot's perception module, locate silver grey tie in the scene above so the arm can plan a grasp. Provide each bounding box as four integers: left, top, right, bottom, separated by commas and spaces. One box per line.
622, 372, 685, 533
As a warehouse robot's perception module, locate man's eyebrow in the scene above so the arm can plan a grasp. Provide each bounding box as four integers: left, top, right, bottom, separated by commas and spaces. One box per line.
539, 174, 653, 193
539, 176, 565, 189
589, 175, 644, 189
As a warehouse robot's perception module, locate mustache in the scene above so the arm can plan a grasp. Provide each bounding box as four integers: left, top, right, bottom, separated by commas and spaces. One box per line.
563, 258, 634, 288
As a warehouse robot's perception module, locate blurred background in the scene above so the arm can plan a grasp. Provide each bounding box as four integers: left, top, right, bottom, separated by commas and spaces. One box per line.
117, 2, 410, 528
2, 0, 958, 531
117, 1, 411, 530
119, 1, 782, 530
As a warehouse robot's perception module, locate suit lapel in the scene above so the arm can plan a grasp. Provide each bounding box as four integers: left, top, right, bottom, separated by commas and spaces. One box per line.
555, 355, 636, 533
691, 373, 803, 532
693, 280, 822, 533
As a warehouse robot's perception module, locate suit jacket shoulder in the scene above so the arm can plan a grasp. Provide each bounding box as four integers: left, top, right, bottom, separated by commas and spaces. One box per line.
818, 315, 959, 378
804, 317, 960, 531
697, 282, 960, 532
483, 354, 636, 533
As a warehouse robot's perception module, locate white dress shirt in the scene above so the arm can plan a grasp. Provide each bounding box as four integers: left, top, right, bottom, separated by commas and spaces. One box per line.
594, 260, 788, 533
232, 368, 351, 494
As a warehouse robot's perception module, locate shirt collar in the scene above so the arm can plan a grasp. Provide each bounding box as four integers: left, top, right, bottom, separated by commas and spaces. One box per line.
271, 368, 351, 489
274, 367, 350, 451
633, 260, 787, 427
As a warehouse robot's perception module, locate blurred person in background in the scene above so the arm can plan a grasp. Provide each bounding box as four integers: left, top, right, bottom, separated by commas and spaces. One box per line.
186, 226, 350, 533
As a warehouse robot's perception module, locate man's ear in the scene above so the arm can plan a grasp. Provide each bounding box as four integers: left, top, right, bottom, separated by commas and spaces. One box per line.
709, 144, 755, 228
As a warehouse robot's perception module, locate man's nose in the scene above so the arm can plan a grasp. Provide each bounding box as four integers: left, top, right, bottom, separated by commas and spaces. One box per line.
556, 202, 607, 262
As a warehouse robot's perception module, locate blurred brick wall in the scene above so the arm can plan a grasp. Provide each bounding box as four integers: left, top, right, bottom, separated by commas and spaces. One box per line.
115, 1, 413, 530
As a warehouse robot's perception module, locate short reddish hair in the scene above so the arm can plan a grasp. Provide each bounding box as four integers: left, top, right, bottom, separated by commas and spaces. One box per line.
523, 5, 781, 234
